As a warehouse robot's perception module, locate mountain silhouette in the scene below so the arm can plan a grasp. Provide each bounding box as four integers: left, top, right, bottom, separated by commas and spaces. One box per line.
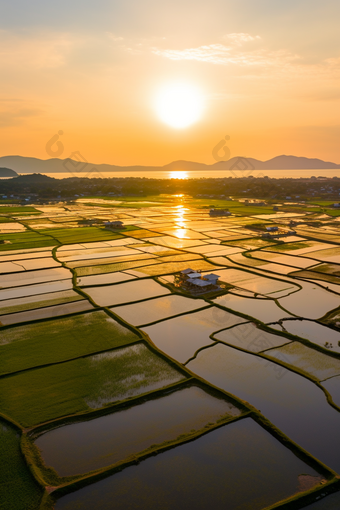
0, 167, 18, 177
0, 155, 339, 174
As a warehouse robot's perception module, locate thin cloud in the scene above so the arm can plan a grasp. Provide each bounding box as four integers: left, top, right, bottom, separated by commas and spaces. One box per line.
223, 33, 261, 45
152, 43, 299, 68
0, 107, 43, 127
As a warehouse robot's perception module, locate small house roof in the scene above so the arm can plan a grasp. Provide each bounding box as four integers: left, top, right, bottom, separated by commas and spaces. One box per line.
181, 268, 195, 274
203, 273, 220, 280
187, 278, 211, 287
187, 272, 202, 279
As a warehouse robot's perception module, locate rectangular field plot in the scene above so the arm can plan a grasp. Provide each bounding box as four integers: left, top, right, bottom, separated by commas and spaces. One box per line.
135, 259, 219, 277
0, 299, 94, 326
214, 323, 291, 353
322, 376, 340, 408
215, 268, 299, 297
40, 227, 124, 244
264, 342, 340, 381
112, 294, 208, 326
0, 343, 186, 427
57, 246, 141, 263
0, 280, 74, 301
77, 271, 136, 287
35, 385, 243, 476
83, 279, 170, 306
143, 307, 246, 363
0, 289, 84, 315
0, 311, 139, 375
187, 342, 340, 472
0, 231, 56, 251
143, 235, 206, 249
75, 258, 160, 276
0, 420, 43, 510
2, 257, 62, 271
54, 418, 324, 510
303, 492, 340, 509
214, 294, 293, 323
0, 267, 72, 289
279, 284, 340, 319
255, 251, 319, 269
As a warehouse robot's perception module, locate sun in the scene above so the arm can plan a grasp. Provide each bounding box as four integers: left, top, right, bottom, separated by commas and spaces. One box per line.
155, 83, 204, 129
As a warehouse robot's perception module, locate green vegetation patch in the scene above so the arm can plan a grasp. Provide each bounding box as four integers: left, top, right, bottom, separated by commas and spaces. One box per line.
0, 343, 186, 427
0, 419, 43, 510
312, 263, 340, 275
0, 311, 139, 376
0, 231, 56, 251
266, 242, 315, 252
0, 217, 14, 223
0, 206, 41, 215
40, 227, 124, 244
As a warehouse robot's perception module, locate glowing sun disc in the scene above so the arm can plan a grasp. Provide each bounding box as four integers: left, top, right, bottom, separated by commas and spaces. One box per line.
155, 84, 204, 129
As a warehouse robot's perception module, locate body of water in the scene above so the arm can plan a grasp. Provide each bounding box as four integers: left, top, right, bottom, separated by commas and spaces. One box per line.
19, 168, 340, 179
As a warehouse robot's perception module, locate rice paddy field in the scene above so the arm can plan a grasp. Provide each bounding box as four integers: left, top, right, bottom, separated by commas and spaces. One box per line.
1, 196, 340, 510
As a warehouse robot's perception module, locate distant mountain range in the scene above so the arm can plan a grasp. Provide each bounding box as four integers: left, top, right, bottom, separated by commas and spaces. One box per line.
0, 155, 339, 175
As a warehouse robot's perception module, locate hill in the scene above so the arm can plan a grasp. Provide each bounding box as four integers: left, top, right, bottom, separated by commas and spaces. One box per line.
0, 155, 339, 174
0, 167, 18, 177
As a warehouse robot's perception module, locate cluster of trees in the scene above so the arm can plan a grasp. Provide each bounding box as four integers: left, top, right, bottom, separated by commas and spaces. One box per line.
0, 174, 340, 200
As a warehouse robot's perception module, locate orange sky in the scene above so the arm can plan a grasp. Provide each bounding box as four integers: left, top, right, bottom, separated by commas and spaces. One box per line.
1, 0, 340, 166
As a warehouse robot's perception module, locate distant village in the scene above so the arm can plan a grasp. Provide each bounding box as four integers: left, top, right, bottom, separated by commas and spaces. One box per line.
1, 173, 340, 203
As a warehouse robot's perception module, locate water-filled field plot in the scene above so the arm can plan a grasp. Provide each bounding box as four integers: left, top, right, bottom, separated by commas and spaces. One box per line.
34, 385, 243, 477
214, 293, 293, 323
0, 289, 84, 315
0, 267, 72, 289
143, 307, 246, 363
83, 278, 170, 306
0, 280, 74, 301
112, 294, 208, 326
214, 322, 291, 353
278, 282, 340, 319
322, 376, 340, 408
54, 418, 325, 510
213, 268, 299, 297
187, 342, 340, 472
0, 299, 93, 325
264, 341, 340, 381
2, 199, 340, 510
270, 319, 340, 353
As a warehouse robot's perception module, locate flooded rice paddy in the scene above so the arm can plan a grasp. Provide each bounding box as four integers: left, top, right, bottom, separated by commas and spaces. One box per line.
35, 385, 242, 476
1, 197, 340, 509
55, 418, 324, 510
187, 342, 340, 472
143, 307, 246, 363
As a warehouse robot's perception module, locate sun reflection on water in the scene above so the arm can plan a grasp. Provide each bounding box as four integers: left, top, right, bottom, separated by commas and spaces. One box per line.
169, 171, 188, 179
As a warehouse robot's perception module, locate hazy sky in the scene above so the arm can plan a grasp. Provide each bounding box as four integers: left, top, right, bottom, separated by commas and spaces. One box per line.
1, 0, 340, 165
